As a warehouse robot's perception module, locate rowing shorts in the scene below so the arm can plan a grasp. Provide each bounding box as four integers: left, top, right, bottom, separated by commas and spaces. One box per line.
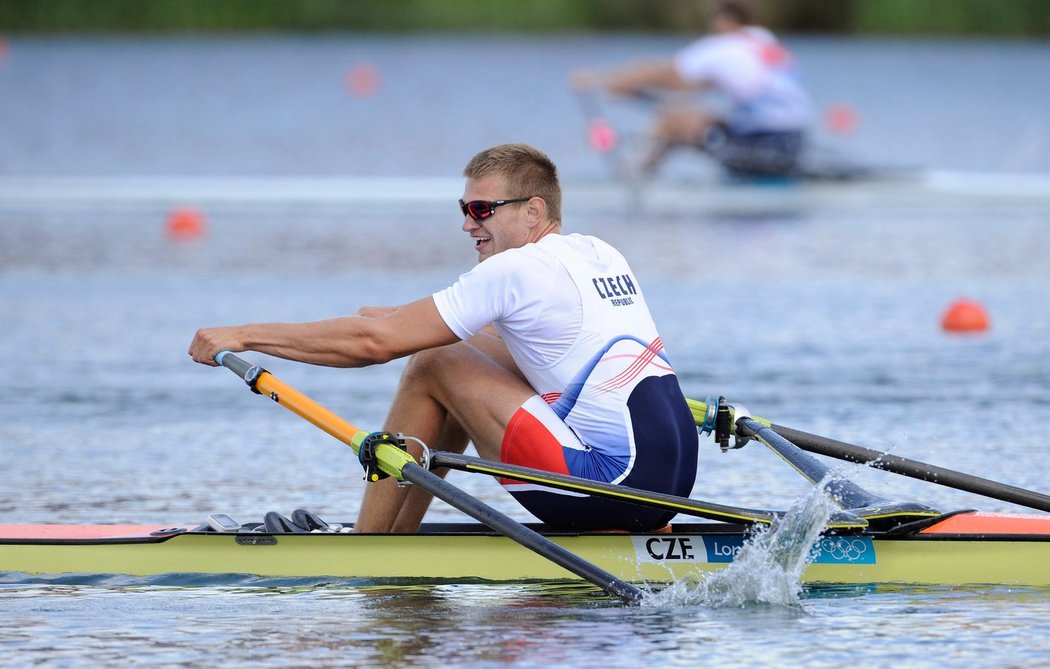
701, 123, 805, 177
500, 383, 696, 532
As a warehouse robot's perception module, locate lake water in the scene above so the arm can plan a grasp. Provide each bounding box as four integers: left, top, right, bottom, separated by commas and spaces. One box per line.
1, 34, 1049, 667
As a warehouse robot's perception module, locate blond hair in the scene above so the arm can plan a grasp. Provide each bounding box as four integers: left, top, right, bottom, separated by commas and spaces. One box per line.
463, 144, 561, 224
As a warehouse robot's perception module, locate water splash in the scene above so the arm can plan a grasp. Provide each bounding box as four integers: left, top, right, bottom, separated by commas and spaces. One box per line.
645, 481, 835, 609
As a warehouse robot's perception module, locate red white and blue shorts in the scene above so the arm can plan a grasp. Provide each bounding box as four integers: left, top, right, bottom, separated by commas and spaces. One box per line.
499, 381, 697, 532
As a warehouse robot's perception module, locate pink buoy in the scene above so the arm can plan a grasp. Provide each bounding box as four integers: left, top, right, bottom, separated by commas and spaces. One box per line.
824, 102, 859, 135
346, 64, 381, 97
587, 120, 617, 153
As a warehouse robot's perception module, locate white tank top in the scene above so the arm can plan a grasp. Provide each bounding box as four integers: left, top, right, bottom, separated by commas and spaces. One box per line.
673, 26, 812, 132
433, 233, 676, 453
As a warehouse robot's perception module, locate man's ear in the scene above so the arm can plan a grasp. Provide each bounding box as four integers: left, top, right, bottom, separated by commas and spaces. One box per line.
524, 196, 547, 227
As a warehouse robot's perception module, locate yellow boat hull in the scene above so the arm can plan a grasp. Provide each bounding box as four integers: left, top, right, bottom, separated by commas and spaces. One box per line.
2, 514, 1048, 587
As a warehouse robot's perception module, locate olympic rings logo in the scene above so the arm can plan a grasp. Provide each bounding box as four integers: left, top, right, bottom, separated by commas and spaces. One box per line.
817, 537, 869, 562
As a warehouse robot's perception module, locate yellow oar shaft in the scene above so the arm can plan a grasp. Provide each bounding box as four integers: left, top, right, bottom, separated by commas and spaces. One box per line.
253, 372, 369, 450
216, 351, 415, 480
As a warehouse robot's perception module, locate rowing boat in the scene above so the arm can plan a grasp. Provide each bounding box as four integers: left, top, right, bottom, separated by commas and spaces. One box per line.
6, 356, 1048, 597
2, 511, 1048, 586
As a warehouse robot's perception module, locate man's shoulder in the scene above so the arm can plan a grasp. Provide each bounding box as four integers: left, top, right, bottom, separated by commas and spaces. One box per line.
481, 234, 623, 272
472, 239, 562, 276
536, 232, 617, 255
743, 25, 777, 42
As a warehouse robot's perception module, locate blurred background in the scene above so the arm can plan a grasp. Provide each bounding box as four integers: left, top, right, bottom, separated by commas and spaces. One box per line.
2, 0, 1050, 179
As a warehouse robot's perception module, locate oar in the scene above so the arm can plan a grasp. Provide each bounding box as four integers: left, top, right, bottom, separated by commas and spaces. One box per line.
687, 398, 1050, 514
430, 451, 867, 530
735, 417, 941, 527
213, 351, 644, 604
735, 417, 893, 510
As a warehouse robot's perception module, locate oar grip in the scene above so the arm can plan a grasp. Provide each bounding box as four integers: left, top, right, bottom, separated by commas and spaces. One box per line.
215, 351, 264, 393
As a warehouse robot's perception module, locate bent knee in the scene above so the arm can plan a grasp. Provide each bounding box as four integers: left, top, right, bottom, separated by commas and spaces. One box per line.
398, 342, 533, 412
399, 341, 480, 382
656, 107, 714, 140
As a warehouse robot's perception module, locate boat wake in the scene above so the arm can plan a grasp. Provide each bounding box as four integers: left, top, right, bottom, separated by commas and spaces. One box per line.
644, 480, 835, 609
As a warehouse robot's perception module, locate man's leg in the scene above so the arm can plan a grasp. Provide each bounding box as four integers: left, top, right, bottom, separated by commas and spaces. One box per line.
642, 105, 716, 173
354, 334, 534, 533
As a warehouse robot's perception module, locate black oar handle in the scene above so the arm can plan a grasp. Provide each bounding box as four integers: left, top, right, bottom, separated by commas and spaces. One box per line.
773, 424, 1050, 513
215, 351, 266, 393
215, 350, 251, 376
399, 462, 644, 604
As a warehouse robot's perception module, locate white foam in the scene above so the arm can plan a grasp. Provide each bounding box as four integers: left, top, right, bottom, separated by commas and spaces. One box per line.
643, 483, 834, 609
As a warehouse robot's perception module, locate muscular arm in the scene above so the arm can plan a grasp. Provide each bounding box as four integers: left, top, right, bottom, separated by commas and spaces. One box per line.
608, 59, 688, 95
188, 296, 459, 367
574, 59, 693, 98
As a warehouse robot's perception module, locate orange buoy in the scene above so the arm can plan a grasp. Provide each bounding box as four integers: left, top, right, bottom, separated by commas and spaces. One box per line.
824, 102, 859, 135
587, 120, 617, 154
165, 208, 206, 241
941, 298, 990, 333
345, 64, 381, 97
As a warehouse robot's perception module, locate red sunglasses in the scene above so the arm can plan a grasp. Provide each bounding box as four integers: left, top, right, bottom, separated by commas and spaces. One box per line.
459, 197, 532, 221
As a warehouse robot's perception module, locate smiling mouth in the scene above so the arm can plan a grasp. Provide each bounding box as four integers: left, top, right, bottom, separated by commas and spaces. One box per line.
473, 236, 491, 248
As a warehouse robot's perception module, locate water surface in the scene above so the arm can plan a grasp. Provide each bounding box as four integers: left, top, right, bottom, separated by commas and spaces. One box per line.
1, 34, 1049, 667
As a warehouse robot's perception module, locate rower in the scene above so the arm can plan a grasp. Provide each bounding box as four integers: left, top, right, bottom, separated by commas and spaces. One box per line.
189, 144, 698, 536
570, 0, 812, 179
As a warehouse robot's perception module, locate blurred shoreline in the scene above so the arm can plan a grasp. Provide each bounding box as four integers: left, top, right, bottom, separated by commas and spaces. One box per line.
2, 0, 1050, 38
